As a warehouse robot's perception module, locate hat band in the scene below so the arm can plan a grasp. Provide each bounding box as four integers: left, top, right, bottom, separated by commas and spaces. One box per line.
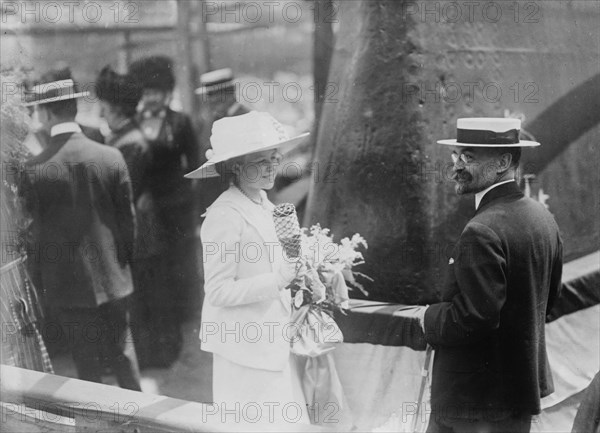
457, 128, 519, 145
26, 86, 80, 104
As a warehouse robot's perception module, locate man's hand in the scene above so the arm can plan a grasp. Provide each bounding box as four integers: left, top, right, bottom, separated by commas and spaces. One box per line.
397, 305, 429, 333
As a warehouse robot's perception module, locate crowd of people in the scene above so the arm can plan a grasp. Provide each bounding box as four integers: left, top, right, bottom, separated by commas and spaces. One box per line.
2, 53, 597, 433
13, 57, 252, 389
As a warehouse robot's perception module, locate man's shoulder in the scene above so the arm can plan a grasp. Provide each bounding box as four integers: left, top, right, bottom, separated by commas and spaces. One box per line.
71, 133, 125, 162
468, 195, 559, 243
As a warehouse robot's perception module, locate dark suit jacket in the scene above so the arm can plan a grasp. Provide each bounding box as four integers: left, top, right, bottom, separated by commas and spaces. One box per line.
106, 120, 150, 202
25, 131, 135, 308
107, 121, 166, 259
424, 181, 563, 419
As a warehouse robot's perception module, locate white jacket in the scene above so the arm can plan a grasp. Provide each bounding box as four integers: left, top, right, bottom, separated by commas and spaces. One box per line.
199, 186, 292, 371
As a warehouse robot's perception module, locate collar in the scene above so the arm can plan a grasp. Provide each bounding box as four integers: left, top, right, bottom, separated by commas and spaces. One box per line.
50, 122, 81, 137
205, 186, 275, 241
475, 180, 515, 210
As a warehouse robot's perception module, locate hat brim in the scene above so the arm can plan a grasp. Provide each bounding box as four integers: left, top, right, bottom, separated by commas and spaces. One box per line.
185, 132, 310, 179
194, 84, 235, 96
437, 139, 540, 147
23, 92, 90, 107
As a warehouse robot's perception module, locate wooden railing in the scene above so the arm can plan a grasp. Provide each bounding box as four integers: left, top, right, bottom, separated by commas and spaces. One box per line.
1, 365, 324, 432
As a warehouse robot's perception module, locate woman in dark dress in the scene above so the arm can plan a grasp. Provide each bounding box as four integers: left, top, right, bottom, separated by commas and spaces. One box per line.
128, 56, 201, 365
96, 66, 175, 367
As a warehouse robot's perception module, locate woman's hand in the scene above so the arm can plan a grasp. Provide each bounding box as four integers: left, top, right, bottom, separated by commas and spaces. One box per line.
276, 258, 302, 290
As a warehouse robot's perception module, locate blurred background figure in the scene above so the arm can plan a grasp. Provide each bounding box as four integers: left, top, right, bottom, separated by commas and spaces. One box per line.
195, 68, 251, 213
95, 65, 168, 369
128, 56, 201, 366
21, 67, 105, 155
195, 68, 249, 124
1, 72, 53, 374
23, 69, 141, 390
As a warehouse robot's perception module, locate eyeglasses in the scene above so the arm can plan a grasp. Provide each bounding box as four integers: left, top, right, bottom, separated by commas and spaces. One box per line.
451, 152, 474, 164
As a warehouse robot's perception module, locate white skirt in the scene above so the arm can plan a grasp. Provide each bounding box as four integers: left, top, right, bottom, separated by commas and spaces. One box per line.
212, 353, 310, 428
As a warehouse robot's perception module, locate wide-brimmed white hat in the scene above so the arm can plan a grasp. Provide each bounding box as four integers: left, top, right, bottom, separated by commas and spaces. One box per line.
437, 118, 539, 147
185, 111, 309, 179
24, 79, 89, 107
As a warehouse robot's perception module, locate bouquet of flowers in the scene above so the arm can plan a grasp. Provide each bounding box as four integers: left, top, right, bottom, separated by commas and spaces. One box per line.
273, 204, 371, 426
272, 204, 372, 354
296, 224, 371, 313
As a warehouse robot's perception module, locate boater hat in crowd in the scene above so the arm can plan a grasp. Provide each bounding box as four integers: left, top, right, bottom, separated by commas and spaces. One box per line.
185, 111, 309, 179
437, 118, 540, 147
194, 68, 235, 96
24, 79, 89, 107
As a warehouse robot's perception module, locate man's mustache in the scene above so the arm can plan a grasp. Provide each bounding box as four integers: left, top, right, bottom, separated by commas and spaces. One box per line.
452, 171, 472, 182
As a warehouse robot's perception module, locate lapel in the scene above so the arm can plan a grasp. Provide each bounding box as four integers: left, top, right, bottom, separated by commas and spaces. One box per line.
209, 187, 278, 246
209, 187, 291, 312
26, 132, 74, 165
475, 181, 524, 215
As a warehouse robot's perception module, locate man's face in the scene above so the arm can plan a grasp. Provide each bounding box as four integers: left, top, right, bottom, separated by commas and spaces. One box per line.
207, 92, 234, 120
450, 146, 501, 195
140, 88, 169, 114
33, 105, 51, 133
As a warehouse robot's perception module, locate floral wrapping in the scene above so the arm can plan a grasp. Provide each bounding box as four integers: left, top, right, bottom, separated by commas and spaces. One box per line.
272, 204, 372, 426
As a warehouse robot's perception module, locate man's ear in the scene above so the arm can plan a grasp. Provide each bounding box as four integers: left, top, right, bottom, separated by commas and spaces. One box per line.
497, 152, 513, 174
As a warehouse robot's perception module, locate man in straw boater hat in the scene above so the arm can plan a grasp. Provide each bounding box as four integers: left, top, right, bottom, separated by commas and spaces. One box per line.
23, 69, 142, 390
128, 56, 201, 365
410, 118, 563, 432
195, 68, 249, 123
194, 68, 251, 210
23, 67, 104, 153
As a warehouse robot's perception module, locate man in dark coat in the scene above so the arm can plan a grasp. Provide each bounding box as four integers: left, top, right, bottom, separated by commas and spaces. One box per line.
415, 118, 563, 433
23, 70, 141, 390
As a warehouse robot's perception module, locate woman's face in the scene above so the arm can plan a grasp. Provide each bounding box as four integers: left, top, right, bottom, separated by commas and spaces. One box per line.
140, 88, 170, 114
236, 149, 282, 191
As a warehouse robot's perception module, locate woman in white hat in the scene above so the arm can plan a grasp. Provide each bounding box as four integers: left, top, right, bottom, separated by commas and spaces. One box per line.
186, 111, 310, 426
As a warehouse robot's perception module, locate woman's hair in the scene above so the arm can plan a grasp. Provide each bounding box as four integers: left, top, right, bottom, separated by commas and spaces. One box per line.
95, 66, 142, 119
215, 155, 246, 186
128, 56, 175, 91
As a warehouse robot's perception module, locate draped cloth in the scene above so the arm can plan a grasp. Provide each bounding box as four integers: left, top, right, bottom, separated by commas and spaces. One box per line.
296, 353, 352, 428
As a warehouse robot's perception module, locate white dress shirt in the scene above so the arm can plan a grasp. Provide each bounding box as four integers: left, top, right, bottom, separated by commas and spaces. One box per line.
50, 122, 82, 137
475, 179, 515, 210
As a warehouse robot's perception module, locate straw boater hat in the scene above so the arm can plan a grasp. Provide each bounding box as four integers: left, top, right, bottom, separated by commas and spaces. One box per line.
437, 118, 539, 147
185, 111, 309, 179
24, 79, 89, 107
194, 68, 235, 96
